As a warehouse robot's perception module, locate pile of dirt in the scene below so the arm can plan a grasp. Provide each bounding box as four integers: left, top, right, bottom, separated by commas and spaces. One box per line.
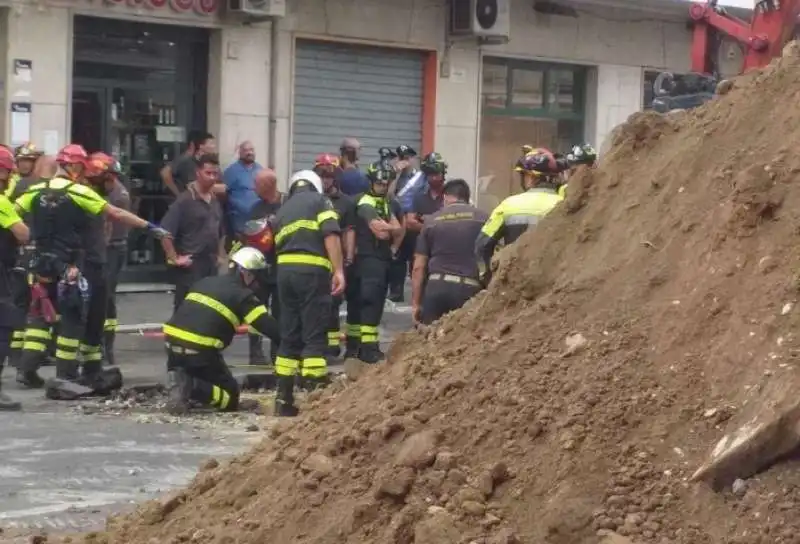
65, 44, 800, 544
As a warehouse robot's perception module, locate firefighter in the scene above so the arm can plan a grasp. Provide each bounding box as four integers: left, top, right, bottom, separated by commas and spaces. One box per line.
411, 179, 488, 324
346, 160, 404, 363
7, 143, 43, 368
313, 153, 356, 358
475, 149, 564, 287
8, 142, 43, 201
83, 154, 131, 366
0, 147, 29, 410
14, 144, 169, 397
163, 247, 279, 415
272, 170, 345, 417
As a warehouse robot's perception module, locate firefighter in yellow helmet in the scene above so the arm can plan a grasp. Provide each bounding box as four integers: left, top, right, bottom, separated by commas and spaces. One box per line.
7, 143, 43, 201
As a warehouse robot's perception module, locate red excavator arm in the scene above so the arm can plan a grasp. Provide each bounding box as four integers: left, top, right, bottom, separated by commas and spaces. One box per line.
690, 0, 800, 74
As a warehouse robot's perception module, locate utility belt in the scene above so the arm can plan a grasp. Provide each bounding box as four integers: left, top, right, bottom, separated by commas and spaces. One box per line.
428, 273, 481, 288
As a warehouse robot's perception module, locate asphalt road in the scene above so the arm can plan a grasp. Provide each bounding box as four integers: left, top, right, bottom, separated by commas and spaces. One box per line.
0, 288, 413, 536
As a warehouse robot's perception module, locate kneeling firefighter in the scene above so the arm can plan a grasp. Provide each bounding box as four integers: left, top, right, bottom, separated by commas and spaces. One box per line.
15, 144, 170, 398
0, 147, 30, 410
272, 170, 345, 417
164, 247, 280, 415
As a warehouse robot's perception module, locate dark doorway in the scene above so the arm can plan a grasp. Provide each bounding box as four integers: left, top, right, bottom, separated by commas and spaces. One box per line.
70, 15, 210, 283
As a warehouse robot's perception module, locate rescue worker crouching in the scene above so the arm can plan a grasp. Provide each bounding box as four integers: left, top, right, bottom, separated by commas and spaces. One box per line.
0, 147, 30, 410
15, 144, 170, 398
475, 149, 564, 287
347, 160, 404, 364
272, 170, 345, 417
313, 153, 356, 359
412, 179, 488, 325
163, 247, 280, 415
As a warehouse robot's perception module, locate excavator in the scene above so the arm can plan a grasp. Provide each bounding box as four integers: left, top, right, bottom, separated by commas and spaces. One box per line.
653, 0, 800, 112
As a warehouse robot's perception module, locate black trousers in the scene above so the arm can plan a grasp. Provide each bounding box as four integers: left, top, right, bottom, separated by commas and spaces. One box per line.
346, 255, 390, 347
169, 347, 240, 411
171, 257, 217, 310
388, 233, 415, 296
421, 278, 481, 325
275, 265, 331, 379
80, 261, 107, 368
251, 281, 280, 361
104, 243, 126, 334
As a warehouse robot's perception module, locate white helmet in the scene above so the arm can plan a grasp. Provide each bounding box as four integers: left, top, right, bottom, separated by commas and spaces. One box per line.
229, 247, 267, 271
289, 169, 323, 194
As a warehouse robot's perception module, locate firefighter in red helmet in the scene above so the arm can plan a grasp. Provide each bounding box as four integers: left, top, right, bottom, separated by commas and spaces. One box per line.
314, 153, 356, 359
56, 144, 89, 183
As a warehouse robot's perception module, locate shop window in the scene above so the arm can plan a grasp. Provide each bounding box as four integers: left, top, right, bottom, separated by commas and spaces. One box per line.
482, 62, 508, 109
478, 57, 587, 210
510, 68, 544, 108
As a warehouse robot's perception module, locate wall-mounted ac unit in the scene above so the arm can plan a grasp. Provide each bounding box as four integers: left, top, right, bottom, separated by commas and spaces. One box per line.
227, 0, 285, 18
449, 0, 511, 43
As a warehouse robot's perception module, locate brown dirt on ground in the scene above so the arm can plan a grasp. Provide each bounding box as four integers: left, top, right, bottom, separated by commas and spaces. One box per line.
55, 42, 800, 544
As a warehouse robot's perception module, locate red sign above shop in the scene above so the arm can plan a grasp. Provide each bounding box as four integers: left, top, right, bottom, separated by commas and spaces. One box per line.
101, 0, 219, 15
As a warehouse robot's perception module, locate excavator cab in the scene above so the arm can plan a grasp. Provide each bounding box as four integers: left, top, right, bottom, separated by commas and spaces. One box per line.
654, 0, 800, 112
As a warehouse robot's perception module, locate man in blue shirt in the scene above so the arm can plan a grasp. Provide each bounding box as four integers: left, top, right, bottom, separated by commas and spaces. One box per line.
223, 141, 262, 238
336, 137, 370, 196
388, 144, 418, 301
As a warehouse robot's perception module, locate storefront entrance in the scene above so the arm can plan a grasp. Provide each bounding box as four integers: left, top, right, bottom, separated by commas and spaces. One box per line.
70, 15, 209, 283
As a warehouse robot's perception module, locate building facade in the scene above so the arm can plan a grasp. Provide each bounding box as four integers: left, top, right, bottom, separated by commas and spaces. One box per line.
0, 0, 693, 274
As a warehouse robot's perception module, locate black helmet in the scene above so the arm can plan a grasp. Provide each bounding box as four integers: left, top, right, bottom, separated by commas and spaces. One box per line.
395, 144, 417, 159
420, 152, 446, 175
366, 160, 396, 184
378, 147, 397, 160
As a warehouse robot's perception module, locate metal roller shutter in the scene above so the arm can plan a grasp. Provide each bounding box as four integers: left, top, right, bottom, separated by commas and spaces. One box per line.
291, 40, 424, 172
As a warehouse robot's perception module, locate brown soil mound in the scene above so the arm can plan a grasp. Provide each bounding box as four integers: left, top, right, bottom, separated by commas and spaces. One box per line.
67, 45, 800, 544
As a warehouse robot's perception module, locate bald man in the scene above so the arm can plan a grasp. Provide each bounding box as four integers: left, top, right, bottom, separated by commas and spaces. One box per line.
222, 141, 262, 240
236, 167, 283, 365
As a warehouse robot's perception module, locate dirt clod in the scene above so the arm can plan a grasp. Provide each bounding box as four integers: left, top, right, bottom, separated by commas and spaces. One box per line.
60, 39, 800, 544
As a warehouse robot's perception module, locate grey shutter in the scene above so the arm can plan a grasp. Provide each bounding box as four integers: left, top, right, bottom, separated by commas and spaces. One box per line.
292, 40, 424, 172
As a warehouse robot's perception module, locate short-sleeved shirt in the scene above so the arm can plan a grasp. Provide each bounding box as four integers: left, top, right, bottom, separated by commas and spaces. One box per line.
16, 177, 107, 262
160, 183, 223, 260
223, 160, 262, 234
337, 167, 370, 196
411, 189, 444, 220
355, 193, 398, 260
107, 180, 132, 243
416, 202, 488, 279
170, 154, 198, 193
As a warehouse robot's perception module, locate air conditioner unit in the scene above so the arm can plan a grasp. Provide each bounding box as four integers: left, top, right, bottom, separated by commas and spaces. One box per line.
227, 0, 285, 18
449, 0, 511, 42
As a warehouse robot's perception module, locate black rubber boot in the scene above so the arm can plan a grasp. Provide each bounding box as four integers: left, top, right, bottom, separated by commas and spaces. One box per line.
248, 334, 268, 365
0, 367, 21, 411
165, 368, 192, 416
343, 337, 360, 359
358, 344, 385, 364
274, 375, 299, 417
104, 331, 116, 366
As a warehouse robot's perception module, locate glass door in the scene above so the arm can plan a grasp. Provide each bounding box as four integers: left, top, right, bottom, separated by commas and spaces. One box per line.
71, 86, 109, 153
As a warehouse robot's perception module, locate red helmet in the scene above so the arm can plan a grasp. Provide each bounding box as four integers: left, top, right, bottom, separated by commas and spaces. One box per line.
241, 218, 274, 254
56, 144, 88, 165
0, 147, 15, 171
85, 152, 114, 178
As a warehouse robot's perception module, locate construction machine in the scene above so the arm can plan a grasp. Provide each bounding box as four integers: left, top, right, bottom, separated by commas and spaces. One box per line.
653, 0, 800, 112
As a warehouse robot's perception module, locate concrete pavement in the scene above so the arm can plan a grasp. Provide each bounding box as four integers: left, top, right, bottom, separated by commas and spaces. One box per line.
0, 288, 413, 536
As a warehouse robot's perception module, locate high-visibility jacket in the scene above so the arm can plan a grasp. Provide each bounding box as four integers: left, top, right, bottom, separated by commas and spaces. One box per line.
474, 187, 563, 279
272, 186, 340, 271
163, 273, 278, 351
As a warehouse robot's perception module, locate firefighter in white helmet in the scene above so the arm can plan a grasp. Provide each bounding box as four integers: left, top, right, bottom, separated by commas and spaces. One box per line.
271, 169, 345, 417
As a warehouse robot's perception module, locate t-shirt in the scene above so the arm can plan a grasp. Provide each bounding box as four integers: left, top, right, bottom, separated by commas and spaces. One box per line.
337, 167, 369, 196
160, 183, 224, 260
170, 154, 198, 193
223, 160, 262, 234
416, 202, 488, 279
107, 179, 131, 243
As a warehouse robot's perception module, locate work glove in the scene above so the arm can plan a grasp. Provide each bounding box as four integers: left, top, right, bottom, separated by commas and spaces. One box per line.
146, 222, 171, 240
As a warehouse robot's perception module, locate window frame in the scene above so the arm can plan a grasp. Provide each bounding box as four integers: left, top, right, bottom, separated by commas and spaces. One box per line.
481, 57, 586, 120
